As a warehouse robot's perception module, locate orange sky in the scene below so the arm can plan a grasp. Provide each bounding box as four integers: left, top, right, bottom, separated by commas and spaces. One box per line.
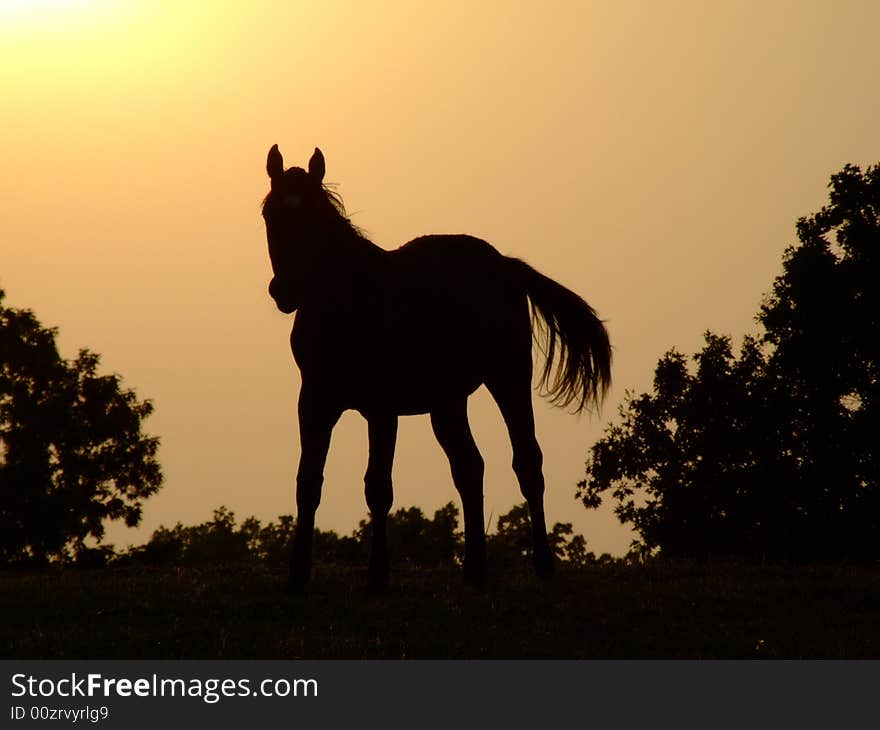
2, 1, 879, 554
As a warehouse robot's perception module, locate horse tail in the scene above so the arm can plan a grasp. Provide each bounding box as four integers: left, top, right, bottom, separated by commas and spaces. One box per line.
507, 257, 612, 413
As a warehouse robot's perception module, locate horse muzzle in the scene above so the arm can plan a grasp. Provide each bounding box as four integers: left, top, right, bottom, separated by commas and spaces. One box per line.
268, 277, 299, 314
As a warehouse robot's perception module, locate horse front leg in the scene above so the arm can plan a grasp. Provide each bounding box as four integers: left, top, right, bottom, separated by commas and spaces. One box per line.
289, 388, 341, 591
364, 413, 398, 592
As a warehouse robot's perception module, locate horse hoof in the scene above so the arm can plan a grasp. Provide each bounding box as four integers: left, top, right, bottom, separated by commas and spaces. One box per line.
366, 578, 389, 596
287, 567, 310, 594
463, 564, 488, 587
287, 578, 309, 596
534, 554, 555, 578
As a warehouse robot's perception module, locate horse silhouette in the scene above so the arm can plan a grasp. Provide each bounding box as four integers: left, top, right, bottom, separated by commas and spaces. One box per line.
262, 145, 611, 590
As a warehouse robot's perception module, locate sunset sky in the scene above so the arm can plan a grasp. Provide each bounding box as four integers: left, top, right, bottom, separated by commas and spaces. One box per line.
2, 1, 879, 555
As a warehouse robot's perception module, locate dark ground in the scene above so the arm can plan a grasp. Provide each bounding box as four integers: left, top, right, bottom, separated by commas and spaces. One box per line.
3, 560, 879, 659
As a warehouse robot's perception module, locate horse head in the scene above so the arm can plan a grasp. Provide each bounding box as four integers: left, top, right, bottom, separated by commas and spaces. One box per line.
262, 145, 332, 313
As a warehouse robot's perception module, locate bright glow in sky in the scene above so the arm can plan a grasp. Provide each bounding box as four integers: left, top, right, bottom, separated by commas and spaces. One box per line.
0, 0, 85, 13
0, 0, 100, 27
2, 0, 880, 555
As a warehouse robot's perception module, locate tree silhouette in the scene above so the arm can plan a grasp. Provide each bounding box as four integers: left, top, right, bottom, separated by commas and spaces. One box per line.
579, 164, 880, 560
0, 290, 162, 564
488, 501, 600, 567
130, 508, 360, 568
127, 501, 597, 571
355, 503, 463, 568
132, 507, 253, 565
759, 164, 880, 555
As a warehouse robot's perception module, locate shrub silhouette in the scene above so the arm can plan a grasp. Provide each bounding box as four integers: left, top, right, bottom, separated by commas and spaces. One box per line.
127, 502, 596, 571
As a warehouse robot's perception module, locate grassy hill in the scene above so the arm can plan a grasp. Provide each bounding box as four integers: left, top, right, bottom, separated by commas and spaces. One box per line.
3, 560, 879, 659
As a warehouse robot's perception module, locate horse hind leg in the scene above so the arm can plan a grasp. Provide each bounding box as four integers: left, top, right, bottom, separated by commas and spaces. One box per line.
364, 413, 398, 592
430, 398, 487, 585
486, 372, 555, 577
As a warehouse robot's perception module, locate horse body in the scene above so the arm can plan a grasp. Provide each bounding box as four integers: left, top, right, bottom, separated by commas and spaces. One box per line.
293, 234, 520, 416
262, 145, 611, 589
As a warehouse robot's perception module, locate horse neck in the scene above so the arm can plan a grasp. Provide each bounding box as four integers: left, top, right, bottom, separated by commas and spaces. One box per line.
307, 224, 385, 296
330, 227, 384, 262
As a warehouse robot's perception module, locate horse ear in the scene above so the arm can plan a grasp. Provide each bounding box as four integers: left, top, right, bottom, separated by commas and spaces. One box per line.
267, 145, 284, 180
308, 147, 325, 182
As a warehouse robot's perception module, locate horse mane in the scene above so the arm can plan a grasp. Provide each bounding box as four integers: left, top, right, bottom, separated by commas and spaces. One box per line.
262, 170, 367, 241
321, 184, 368, 239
